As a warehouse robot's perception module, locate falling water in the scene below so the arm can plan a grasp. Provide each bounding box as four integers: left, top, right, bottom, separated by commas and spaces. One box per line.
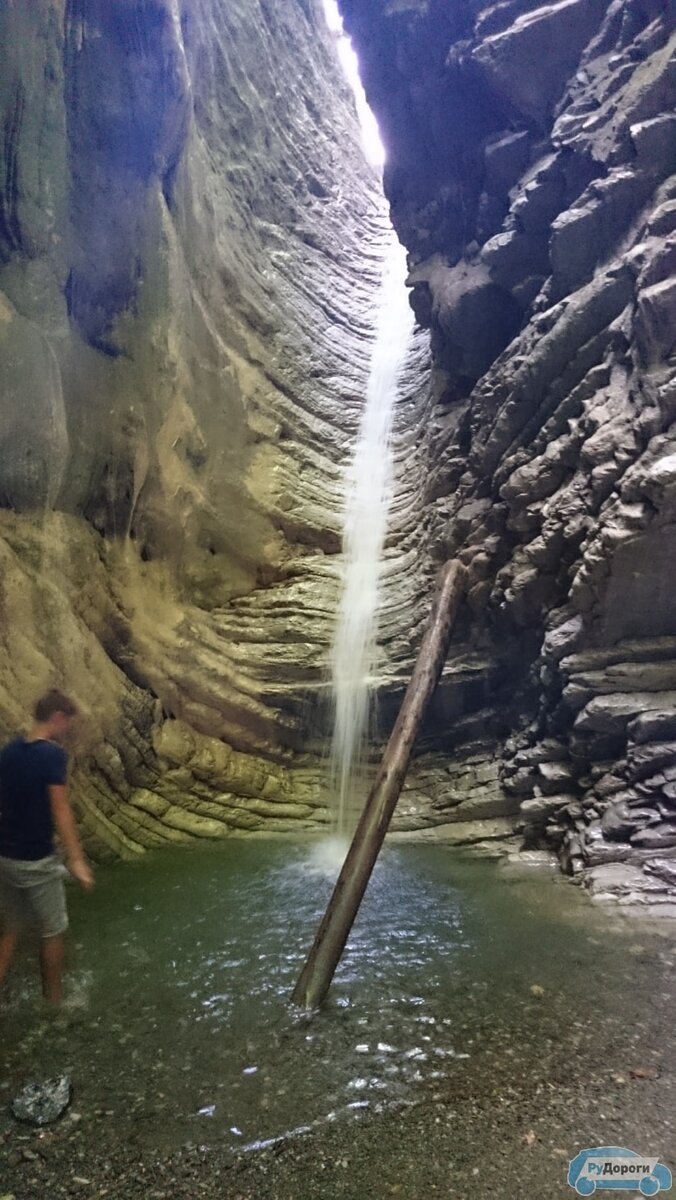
330, 237, 415, 833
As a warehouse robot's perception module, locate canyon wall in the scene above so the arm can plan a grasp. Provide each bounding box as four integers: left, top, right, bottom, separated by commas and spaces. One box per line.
2, 0, 675, 906
0, 0, 435, 857
344, 0, 676, 906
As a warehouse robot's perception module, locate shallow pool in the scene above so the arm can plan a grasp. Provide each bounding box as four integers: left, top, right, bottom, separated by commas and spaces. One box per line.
1, 839, 671, 1157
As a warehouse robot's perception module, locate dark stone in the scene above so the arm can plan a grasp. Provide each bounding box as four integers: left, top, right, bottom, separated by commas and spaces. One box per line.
647, 199, 676, 237
628, 712, 676, 747
476, 190, 508, 241
576, 693, 676, 736
504, 766, 538, 795
471, 0, 609, 122
628, 741, 676, 781
481, 229, 550, 291
513, 738, 568, 767
513, 174, 565, 236
630, 114, 676, 168
550, 169, 655, 296
1, 0, 675, 894
644, 857, 676, 886
521, 793, 576, 823
483, 130, 531, 197
431, 264, 523, 385
542, 617, 584, 663
536, 760, 576, 794
631, 824, 676, 849
636, 277, 676, 366
593, 773, 626, 799
601, 800, 643, 843
11, 1076, 72, 1126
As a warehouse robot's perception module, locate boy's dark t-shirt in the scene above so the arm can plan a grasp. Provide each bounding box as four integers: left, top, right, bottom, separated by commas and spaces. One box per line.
0, 738, 67, 860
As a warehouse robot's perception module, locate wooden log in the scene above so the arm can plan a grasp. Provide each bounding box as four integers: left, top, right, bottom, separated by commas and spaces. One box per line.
291, 560, 467, 1010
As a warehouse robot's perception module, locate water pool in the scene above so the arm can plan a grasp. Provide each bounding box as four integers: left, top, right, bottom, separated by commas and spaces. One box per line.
1, 839, 673, 1162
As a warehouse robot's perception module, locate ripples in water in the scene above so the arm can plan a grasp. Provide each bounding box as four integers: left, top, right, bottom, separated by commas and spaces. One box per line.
0, 838, 654, 1151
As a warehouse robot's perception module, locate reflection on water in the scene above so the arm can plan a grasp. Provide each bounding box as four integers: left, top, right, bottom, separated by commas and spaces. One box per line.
0, 840, 668, 1153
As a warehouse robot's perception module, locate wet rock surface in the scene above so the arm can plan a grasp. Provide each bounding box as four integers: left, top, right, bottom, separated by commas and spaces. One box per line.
0, 0, 675, 889
0, 0, 435, 855
343, 0, 676, 901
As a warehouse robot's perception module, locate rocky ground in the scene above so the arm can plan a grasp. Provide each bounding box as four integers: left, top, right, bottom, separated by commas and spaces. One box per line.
4, 1079, 673, 1200
2, 917, 675, 1200
1, 1027, 673, 1200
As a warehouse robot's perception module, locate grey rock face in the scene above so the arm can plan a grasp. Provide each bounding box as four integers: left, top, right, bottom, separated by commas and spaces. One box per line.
0, 0, 436, 854
1, 0, 675, 886
343, 0, 676, 901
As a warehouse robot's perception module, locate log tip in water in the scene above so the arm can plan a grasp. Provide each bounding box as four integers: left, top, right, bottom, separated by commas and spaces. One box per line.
291, 558, 468, 1009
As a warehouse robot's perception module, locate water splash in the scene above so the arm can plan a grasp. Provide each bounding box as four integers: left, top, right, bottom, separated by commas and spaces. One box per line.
301, 834, 351, 878
330, 238, 414, 832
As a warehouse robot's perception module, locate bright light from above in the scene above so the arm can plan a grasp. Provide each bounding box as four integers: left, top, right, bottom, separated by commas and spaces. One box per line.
322, 0, 386, 168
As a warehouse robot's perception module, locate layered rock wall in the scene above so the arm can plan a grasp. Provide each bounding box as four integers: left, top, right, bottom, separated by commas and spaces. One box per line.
0, 0, 436, 856
343, 0, 676, 902
4, 0, 675, 897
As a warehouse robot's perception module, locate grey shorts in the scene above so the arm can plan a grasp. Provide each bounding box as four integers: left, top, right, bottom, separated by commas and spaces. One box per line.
0, 854, 69, 939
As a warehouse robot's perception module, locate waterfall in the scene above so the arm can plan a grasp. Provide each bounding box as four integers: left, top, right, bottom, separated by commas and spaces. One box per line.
330, 237, 415, 833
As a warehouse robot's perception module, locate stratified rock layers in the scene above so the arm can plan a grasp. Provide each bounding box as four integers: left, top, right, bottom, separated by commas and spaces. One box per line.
2, 0, 675, 903
0, 0, 434, 856
342, 0, 676, 905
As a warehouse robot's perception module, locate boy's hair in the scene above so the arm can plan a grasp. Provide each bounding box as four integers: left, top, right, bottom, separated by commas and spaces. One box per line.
34, 690, 78, 723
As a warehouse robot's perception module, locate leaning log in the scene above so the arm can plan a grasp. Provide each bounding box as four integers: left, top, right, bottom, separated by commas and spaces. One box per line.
292, 559, 467, 1010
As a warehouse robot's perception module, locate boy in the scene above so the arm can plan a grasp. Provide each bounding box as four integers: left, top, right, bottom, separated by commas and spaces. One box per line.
0, 690, 94, 1004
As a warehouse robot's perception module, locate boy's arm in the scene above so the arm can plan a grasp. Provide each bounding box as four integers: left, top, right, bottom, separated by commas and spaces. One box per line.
49, 784, 95, 891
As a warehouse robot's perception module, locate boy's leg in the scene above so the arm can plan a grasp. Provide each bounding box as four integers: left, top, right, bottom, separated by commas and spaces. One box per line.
20, 857, 69, 1005
0, 861, 23, 988
39, 934, 66, 1005
0, 927, 20, 988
